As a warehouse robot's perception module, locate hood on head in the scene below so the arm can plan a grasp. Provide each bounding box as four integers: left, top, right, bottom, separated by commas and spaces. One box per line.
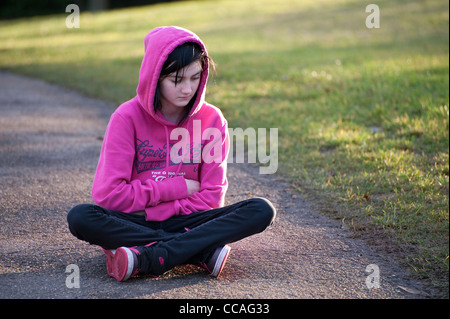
136, 26, 209, 126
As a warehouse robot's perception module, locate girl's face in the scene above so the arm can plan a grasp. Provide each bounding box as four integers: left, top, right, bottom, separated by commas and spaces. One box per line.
159, 60, 203, 112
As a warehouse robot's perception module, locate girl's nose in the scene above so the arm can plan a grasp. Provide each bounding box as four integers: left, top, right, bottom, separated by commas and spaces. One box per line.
181, 81, 193, 94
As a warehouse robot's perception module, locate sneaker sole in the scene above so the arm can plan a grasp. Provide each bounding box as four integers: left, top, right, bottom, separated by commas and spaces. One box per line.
112, 247, 135, 282
102, 248, 116, 278
211, 245, 231, 277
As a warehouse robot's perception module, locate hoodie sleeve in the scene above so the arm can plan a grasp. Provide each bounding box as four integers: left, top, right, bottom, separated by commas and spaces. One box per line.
144, 120, 229, 221
92, 112, 189, 212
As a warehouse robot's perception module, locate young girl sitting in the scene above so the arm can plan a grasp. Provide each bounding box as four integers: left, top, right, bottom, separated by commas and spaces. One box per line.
67, 26, 276, 282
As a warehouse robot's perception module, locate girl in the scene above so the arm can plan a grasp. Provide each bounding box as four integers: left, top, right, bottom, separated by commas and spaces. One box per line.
67, 26, 276, 282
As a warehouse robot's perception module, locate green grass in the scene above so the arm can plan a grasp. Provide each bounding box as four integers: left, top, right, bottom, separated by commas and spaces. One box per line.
1, 0, 448, 294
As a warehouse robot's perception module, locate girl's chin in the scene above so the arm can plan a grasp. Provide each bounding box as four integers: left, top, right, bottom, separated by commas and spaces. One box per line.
174, 101, 191, 107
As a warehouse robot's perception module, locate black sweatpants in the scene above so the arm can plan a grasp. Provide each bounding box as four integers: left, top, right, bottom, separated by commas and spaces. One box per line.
67, 197, 276, 273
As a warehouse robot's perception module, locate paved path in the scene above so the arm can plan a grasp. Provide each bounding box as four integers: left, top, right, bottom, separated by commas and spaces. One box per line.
0, 71, 435, 299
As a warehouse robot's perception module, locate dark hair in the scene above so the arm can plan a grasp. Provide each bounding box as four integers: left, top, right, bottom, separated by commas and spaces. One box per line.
154, 42, 215, 125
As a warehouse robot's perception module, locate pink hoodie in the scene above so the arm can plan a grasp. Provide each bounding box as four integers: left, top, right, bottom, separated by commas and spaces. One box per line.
92, 26, 229, 221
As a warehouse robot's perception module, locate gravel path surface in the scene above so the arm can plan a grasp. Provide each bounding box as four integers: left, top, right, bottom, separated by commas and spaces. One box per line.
0, 71, 435, 299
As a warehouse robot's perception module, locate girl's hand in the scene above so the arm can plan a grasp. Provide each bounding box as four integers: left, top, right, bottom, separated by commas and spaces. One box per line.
185, 179, 200, 196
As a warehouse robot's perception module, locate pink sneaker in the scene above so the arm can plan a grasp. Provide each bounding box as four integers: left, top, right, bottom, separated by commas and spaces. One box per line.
102, 248, 116, 278
203, 245, 231, 278
102, 247, 137, 282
